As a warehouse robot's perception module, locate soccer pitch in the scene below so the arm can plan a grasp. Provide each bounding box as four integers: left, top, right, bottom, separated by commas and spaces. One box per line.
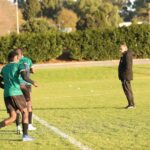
0, 65, 150, 150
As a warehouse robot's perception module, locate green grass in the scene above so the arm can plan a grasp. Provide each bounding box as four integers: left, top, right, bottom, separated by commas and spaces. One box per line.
0, 65, 150, 150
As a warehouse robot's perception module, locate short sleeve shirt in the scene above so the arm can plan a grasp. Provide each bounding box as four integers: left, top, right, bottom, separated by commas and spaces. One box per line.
1, 62, 25, 97
18, 56, 33, 85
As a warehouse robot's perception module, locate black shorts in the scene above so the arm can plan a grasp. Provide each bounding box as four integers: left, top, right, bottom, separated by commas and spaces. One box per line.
4, 95, 27, 113
20, 84, 31, 102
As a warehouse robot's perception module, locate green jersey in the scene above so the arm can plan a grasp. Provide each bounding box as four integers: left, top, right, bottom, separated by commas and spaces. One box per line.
19, 56, 33, 85
1, 62, 25, 97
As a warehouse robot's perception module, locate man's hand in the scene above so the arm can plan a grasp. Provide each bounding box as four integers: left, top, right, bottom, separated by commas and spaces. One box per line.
30, 68, 35, 74
33, 82, 38, 87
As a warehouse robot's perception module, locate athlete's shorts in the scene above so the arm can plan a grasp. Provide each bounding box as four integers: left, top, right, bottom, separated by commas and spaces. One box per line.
20, 84, 31, 102
4, 95, 27, 113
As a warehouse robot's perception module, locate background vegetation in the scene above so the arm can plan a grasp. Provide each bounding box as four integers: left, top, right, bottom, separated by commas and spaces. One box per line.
0, 24, 149, 63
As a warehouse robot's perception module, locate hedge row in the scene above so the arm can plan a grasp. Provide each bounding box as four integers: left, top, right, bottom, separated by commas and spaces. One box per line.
0, 32, 62, 63
0, 24, 150, 63
64, 24, 150, 60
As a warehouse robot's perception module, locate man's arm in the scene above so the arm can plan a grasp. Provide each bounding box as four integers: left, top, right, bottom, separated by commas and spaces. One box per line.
0, 76, 4, 89
20, 71, 37, 87
126, 51, 133, 71
29, 59, 34, 74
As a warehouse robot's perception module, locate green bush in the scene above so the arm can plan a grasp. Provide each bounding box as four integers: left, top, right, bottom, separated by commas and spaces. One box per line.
0, 24, 149, 63
20, 18, 56, 33
0, 32, 62, 63
67, 24, 150, 60
15, 32, 62, 63
0, 35, 15, 63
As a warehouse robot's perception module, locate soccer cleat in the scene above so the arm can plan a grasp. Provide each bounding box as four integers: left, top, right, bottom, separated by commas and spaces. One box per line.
22, 135, 35, 142
17, 125, 23, 135
125, 105, 135, 109
28, 124, 37, 131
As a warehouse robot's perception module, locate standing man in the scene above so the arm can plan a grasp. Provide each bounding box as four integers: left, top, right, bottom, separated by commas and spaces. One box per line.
0, 51, 37, 141
15, 48, 36, 132
118, 42, 135, 109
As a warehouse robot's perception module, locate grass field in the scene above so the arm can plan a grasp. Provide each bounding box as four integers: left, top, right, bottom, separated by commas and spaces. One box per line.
0, 65, 150, 150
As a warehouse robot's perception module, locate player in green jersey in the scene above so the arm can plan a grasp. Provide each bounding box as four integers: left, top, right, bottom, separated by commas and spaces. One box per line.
15, 48, 36, 133
0, 51, 37, 141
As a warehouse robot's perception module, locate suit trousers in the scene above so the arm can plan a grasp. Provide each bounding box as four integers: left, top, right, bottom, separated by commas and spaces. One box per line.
122, 80, 135, 106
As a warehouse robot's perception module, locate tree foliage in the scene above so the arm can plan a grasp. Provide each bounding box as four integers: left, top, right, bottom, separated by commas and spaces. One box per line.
20, 18, 56, 33
23, 0, 41, 20
20, 0, 123, 30
104, 0, 127, 8
41, 0, 63, 18
133, 0, 150, 22
57, 8, 79, 31
77, 2, 122, 30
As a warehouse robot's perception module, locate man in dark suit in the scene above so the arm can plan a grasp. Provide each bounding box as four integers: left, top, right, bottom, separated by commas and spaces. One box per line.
118, 42, 135, 109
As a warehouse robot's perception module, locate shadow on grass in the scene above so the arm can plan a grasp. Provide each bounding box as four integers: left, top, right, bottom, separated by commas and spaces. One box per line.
0, 109, 6, 112
1, 106, 125, 112
0, 130, 21, 141
0, 130, 22, 142
0, 130, 16, 134
0, 138, 21, 142
33, 106, 125, 111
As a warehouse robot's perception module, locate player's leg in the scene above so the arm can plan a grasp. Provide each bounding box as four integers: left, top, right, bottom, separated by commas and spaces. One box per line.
15, 84, 27, 134
0, 110, 17, 128
16, 110, 22, 134
21, 107, 35, 141
27, 100, 36, 130
22, 84, 36, 130
22, 107, 28, 136
15, 85, 27, 135
16, 95, 35, 141
0, 97, 17, 128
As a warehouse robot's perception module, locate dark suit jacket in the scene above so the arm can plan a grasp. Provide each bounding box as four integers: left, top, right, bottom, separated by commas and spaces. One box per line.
118, 50, 133, 81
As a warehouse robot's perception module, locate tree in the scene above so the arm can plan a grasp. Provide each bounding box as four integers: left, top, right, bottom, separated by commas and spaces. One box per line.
104, 0, 127, 8
119, 0, 135, 21
57, 8, 79, 31
23, 0, 41, 20
77, 2, 122, 30
20, 18, 56, 33
41, 0, 64, 19
133, 0, 150, 22
76, 0, 102, 15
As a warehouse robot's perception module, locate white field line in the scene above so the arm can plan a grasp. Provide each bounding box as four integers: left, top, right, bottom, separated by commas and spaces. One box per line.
33, 114, 92, 150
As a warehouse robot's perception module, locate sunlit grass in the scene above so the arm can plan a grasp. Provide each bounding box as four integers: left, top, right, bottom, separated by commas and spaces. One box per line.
0, 65, 150, 150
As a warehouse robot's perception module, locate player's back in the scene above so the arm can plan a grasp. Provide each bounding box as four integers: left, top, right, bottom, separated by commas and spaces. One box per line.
1, 62, 23, 97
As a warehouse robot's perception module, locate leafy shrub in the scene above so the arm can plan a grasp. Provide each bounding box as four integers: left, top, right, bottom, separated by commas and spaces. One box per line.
0, 24, 149, 63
